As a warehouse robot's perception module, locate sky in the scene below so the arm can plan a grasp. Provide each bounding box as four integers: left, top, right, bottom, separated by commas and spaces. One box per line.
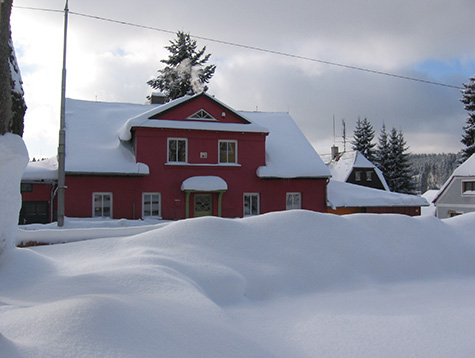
9, 0, 475, 159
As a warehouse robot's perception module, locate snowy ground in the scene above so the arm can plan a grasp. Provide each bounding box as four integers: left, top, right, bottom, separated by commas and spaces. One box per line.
1, 211, 475, 358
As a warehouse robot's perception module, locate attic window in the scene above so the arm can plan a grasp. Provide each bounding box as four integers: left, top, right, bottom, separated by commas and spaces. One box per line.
187, 109, 216, 121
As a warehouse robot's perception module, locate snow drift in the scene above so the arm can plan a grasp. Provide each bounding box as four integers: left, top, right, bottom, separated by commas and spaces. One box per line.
1, 211, 475, 357
0, 133, 28, 255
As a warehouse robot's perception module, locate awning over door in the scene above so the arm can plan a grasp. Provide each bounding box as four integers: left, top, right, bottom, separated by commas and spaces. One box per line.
181, 176, 228, 218
181, 176, 228, 191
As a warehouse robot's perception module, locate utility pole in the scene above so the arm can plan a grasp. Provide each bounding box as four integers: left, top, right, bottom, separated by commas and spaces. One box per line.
57, 0, 68, 226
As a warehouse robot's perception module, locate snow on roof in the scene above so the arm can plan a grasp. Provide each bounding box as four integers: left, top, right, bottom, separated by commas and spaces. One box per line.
118, 94, 268, 142
434, 153, 475, 203
181, 176, 228, 191
325, 151, 389, 190
241, 111, 330, 179
65, 96, 329, 179
65, 99, 153, 175
22, 157, 58, 181
327, 180, 428, 209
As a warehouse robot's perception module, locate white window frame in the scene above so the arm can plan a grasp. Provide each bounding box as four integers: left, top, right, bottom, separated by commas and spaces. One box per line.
142, 193, 161, 218
355, 171, 361, 181
366, 171, 372, 181
92, 192, 113, 218
286, 192, 301, 210
219, 140, 238, 164
462, 180, 475, 195
243, 193, 260, 217
167, 138, 188, 163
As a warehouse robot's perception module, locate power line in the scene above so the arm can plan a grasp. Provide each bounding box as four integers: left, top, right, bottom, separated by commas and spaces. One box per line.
13, 5, 464, 90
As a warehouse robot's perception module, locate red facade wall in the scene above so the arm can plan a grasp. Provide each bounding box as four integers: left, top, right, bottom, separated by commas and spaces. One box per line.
63, 125, 327, 220
61, 95, 328, 220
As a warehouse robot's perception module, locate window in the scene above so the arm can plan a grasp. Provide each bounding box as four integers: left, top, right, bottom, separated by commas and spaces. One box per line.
21, 183, 33, 192
355, 171, 361, 181
143, 193, 161, 218
219, 140, 237, 163
93, 193, 112, 218
168, 138, 187, 163
366, 171, 372, 181
244, 193, 259, 216
187, 109, 216, 120
286, 192, 301, 210
463, 181, 475, 194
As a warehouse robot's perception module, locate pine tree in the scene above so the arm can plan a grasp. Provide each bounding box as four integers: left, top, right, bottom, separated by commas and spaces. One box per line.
352, 117, 376, 162
460, 75, 475, 162
385, 128, 416, 194
147, 31, 216, 100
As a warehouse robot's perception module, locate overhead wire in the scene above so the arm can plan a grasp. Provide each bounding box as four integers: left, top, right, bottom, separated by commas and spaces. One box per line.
12, 5, 464, 90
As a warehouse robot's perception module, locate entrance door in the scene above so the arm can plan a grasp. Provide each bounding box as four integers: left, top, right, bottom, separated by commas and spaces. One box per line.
194, 194, 212, 217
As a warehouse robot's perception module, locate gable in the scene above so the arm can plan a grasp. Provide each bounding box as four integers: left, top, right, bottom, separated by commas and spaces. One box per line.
149, 92, 251, 125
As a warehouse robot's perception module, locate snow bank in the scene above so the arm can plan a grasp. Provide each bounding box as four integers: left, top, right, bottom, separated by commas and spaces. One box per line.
1, 211, 475, 357
0, 133, 28, 255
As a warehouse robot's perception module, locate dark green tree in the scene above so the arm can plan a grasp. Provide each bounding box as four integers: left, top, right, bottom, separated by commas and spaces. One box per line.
147, 31, 216, 100
460, 75, 475, 162
9, 36, 26, 136
375, 124, 391, 180
352, 117, 376, 162
386, 128, 416, 194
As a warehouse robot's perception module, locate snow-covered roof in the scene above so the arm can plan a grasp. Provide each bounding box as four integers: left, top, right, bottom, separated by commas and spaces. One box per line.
434, 153, 475, 203
65, 95, 329, 179
22, 157, 58, 181
181, 176, 228, 191
327, 180, 428, 209
65, 99, 153, 175
242, 111, 330, 179
324, 150, 389, 190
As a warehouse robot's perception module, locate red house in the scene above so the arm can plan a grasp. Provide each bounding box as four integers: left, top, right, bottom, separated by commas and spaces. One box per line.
22, 93, 331, 223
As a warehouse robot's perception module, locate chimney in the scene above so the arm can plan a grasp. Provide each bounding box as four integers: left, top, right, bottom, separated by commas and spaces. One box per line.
331, 145, 339, 160
150, 92, 169, 105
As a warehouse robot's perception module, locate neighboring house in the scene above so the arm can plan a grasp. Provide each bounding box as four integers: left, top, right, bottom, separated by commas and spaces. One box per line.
20, 157, 58, 224
327, 180, 428, 216
433, 154, 475, 218
21, 93, 330, 223
322, 149, 389, 191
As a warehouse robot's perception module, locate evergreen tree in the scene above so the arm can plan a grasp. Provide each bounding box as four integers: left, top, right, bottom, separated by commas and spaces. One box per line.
386, 128, 416, 194
9, 36, 26, 136
460, 75, 475, 162
147, 31, 216, 100
375, 124, 391, 182
0, 0, 13, 135
352, 117, 376, 162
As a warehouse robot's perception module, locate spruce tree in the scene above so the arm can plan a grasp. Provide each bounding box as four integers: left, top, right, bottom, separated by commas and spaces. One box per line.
386, 128, 416, 194
9, 36, 26, 136
375, 124, 391, 186
0, 0, 13, 135
460, 75, 475, 162
147, 31, 216, 100
352, 117, 376, 162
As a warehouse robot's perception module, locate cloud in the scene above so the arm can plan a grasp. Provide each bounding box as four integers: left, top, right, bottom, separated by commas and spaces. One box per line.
10, 0, 475, 158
